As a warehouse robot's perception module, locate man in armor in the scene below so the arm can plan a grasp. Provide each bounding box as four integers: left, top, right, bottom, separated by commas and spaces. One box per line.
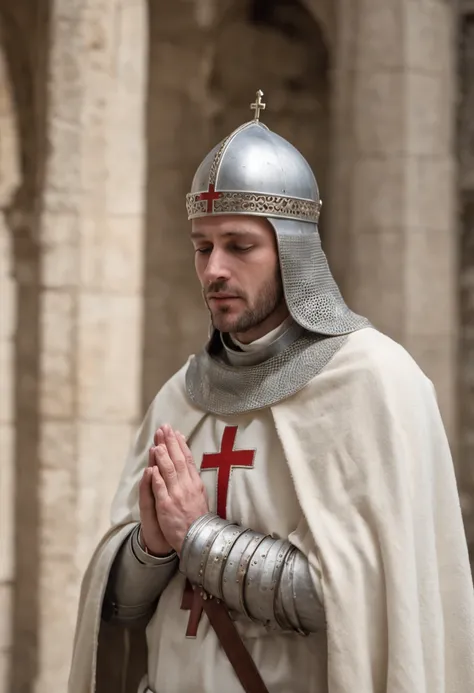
69, 92, 474, 693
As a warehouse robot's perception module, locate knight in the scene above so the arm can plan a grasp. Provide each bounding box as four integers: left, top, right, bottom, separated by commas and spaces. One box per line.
69, 91, 474, 693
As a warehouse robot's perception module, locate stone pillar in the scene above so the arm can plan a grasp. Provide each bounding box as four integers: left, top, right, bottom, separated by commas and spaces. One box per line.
35, 1, 147, 690
0, 45, 20, 693
458, 0, 474, 568
328, 0, 457, 444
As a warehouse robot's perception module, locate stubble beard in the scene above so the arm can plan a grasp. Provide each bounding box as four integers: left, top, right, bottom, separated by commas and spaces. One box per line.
206, 270, 285, 335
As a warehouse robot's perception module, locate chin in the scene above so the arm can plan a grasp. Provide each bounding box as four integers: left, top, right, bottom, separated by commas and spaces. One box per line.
212, 318, 238, 333
211, 311, 242, 334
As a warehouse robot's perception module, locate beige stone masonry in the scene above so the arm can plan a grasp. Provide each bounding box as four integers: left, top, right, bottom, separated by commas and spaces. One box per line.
35, 2, 147, 690
328, 0, 457, 442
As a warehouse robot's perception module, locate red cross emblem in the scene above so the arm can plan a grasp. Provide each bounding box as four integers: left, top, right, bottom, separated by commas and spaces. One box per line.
201, 426, 255, 520
181, 426, 255, 637
198, 183, 221, 213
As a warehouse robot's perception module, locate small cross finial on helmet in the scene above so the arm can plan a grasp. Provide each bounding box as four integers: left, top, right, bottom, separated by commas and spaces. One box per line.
250, 90, 266, 122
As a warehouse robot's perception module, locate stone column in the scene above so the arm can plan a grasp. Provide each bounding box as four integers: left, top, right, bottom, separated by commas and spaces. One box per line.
35, 1, 147, 690
458, 0, 474, 568
0, 45, 20, 693
328, 0, 457, 444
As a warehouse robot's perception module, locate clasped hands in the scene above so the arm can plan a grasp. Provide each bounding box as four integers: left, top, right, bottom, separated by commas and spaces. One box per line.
139, 424, 209, 556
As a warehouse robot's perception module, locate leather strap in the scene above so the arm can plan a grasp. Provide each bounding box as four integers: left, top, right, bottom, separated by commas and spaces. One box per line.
197, 590, 270, 693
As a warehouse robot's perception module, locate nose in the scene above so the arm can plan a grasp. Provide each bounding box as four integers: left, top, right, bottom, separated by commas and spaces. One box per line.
202, 247, 231, 284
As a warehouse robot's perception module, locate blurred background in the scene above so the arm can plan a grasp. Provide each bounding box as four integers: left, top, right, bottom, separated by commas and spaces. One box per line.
0, 0, 471, 691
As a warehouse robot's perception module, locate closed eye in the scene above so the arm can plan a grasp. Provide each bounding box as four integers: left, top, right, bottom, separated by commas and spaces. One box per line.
228, 244, 253, 253
195, 244, 253, 255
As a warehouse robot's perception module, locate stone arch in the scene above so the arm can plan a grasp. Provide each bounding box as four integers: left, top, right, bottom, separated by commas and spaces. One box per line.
301, 0, 335, 51
142, 0, 331, 408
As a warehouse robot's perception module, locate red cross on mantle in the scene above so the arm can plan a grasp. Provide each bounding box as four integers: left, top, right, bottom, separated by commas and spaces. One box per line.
181, 426, 255, 637
198, 183, 221, 213
201, 426, 255, 520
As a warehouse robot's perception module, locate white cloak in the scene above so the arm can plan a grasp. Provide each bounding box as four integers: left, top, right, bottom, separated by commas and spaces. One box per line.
145, 396, 327, 692
68, 327, 474, 693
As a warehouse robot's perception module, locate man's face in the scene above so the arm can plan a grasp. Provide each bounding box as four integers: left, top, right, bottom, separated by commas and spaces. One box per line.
191, 215, 287, 341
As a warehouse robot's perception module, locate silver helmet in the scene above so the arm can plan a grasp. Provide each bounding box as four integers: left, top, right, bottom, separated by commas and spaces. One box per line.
186, 90, 368, 336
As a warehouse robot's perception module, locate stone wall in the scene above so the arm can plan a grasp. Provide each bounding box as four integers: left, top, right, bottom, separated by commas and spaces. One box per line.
0, 36, 20, 693
34, 2, 148, 690
0, 2, 50, 690
328, 0, 458, 444
458, 1, 474, 568
0, 1, 148, 691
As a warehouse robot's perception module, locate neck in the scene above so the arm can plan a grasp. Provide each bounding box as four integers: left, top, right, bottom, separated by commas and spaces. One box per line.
231, 303, 290, 345
221, 315, 303, 367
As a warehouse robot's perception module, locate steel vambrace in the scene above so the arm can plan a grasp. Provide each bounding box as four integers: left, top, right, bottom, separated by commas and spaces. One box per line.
179, 513, 325, 634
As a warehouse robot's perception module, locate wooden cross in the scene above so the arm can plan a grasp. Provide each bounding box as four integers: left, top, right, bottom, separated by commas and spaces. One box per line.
181, 426, 255, 637
250, 90, 266, 121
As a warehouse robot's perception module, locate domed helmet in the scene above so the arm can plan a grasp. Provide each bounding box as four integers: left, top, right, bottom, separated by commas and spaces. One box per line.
186, 90, 367, 335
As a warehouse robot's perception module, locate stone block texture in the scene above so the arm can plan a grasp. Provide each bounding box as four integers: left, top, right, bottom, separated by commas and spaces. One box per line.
34, 1, 147, 691
328, 0, 457, 442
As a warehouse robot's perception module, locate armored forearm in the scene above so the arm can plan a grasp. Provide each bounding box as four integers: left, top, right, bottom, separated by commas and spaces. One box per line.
180, 514, 325, 633
102, 524, 178, 625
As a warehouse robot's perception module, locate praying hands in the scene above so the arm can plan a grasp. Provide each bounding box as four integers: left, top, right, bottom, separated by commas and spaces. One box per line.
138, 424, 209, 556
